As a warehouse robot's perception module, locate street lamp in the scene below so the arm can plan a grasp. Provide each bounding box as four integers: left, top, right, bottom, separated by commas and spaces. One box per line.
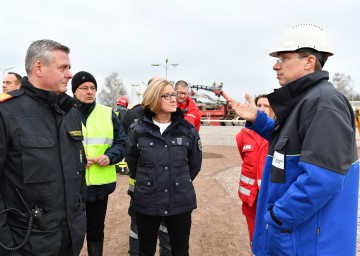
151, 59, 179, 80
1, 66, 15, 80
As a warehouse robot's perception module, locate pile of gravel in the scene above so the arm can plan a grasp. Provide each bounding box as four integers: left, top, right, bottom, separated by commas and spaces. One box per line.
200, 126, 242, 205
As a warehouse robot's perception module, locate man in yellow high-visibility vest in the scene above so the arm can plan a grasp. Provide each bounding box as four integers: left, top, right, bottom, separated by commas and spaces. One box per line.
72, 71, 126, 256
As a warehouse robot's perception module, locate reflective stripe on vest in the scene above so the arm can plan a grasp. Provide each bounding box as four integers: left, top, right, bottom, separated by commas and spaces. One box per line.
83, 104, 116, 185
83, 137, 114, 145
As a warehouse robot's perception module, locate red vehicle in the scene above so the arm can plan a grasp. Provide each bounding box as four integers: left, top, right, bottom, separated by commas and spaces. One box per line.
190, 84, 241, 126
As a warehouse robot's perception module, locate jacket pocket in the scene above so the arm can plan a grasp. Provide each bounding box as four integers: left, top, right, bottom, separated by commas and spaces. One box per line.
271, 136, 288, 183
170, 136, 189, 167
137, 137, 156, 166
266, 224, 296, 255
134, 170, 153, 208
174, 174, 196, 208
20, 135, 57, 184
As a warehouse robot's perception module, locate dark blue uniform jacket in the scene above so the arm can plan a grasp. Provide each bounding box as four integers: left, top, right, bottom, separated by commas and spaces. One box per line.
125, 108, 202, 216
0, 78, 87, 255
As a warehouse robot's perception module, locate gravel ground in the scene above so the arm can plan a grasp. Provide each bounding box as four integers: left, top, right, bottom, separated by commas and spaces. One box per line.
200, 126, 244, 201
200, 126, 242, 204
214, 167, 240, 202
199, 126, 241, 147
200, 125, 360, 255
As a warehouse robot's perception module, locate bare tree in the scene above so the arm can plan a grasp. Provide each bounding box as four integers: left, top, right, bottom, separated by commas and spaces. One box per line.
98, 72, 127, 109
332, 73, 354, 100
352, 93, 360, 101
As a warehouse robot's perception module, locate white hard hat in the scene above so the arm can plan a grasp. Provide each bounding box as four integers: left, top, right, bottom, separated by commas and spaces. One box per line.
269, 24, 334, 57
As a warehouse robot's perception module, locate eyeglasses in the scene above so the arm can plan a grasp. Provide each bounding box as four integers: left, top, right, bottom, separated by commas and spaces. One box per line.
176, 91, 188, 96
276, 56, 305, 64
161, 93, 178, 100
77, 86, 96, 92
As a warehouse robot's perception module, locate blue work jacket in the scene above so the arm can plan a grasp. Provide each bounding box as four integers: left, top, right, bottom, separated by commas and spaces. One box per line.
250, 71, 359, 256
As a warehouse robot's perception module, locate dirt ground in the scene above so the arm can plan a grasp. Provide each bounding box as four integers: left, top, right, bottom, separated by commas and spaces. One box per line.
80, 145, 251, 256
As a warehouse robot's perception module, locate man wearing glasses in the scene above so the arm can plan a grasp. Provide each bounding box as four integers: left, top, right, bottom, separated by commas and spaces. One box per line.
125, 78, 202, 256
175, 80, 202, 131
231, 24, 359, 255
72, 71, 126, 255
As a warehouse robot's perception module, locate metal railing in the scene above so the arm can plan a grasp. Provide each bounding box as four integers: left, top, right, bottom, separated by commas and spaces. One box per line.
201, 119, 246, 126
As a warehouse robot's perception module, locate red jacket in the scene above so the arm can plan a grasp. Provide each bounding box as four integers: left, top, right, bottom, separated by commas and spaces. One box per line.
236, 128, 268, 209
177, 96, 202, 131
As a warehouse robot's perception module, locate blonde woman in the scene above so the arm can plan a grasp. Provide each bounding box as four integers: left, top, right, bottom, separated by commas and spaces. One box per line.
125, 78, 202, 256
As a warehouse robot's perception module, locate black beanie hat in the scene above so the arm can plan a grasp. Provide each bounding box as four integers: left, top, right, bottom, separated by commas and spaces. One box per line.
71, 71, 97, 93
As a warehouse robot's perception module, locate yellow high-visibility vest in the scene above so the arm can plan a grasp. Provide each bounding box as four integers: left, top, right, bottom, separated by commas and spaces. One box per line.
82, 104, 116, 185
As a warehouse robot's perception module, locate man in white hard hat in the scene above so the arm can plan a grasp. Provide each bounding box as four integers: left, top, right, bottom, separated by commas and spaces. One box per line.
231, 24, 359, 255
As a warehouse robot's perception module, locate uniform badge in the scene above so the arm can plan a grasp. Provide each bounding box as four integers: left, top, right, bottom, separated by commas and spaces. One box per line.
177, 138, 183, 145
243, 145, 252, 150
197, 139, 202, 152
273, 151, 285, 170
69, 130, 83, 137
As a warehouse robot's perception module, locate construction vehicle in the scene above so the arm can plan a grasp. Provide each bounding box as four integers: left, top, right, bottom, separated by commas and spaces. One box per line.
190, 83, 242, 126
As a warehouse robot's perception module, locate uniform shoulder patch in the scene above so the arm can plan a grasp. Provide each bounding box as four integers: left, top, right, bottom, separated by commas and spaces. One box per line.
0, 92, 12, 102
69, 130, 83, 137
129, 119, 140, 130
242, 144, 252, 150
197, 138, 202, 152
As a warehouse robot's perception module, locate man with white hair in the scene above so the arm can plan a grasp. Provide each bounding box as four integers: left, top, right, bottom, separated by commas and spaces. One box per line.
0, 39, 86, 255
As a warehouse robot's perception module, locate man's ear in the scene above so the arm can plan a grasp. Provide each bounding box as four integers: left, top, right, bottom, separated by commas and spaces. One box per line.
33, 61, 43, 77
304, 55, 316, 71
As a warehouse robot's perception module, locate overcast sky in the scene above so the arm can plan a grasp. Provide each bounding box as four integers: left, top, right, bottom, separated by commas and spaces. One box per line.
1, 0, 359, 102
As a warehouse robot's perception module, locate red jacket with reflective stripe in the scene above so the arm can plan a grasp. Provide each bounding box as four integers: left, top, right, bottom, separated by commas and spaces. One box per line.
236, 128, 268, 210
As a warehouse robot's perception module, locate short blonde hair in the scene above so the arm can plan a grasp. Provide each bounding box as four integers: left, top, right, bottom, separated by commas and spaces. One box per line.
142, 78, 172, 113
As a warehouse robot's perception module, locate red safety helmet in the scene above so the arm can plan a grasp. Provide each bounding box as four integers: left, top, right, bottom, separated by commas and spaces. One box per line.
117, 97, 129, 108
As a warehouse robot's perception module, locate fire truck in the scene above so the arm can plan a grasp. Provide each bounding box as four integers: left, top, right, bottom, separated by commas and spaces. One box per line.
190, 83, 242, 126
